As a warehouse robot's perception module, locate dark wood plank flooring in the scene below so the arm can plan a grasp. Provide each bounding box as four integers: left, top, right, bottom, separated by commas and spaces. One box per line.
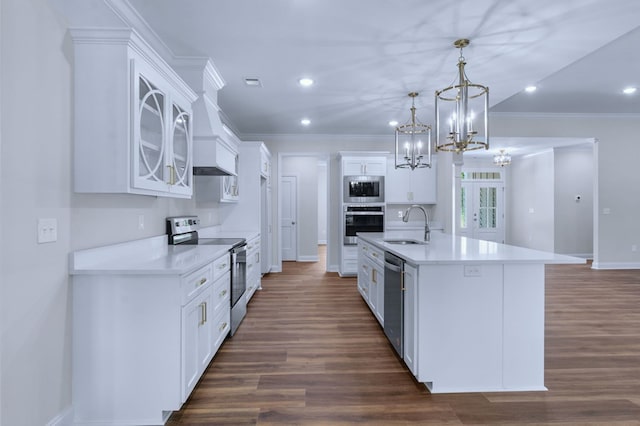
168, 250, 640, 425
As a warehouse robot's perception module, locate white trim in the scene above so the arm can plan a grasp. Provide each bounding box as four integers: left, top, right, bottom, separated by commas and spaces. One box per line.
591, 262, 640, 270
490, 111, 640, 119
327, 264, 340, 273
270, 264, 282, 273
297, 255, 319, 262
46, 406, 73, 426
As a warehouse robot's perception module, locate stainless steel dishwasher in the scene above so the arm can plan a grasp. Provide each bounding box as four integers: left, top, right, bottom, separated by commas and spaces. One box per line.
384, 251, 404, 357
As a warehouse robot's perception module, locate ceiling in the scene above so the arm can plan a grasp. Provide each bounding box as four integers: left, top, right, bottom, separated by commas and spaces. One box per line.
128, 0, 640, 155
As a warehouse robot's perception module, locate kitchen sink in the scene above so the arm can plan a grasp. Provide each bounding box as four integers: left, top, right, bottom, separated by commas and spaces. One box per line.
383, 239, 427, 245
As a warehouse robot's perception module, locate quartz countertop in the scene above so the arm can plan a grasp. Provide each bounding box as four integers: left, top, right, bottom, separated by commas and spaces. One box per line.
70, 235, 232, 275
358, 231, 586, 265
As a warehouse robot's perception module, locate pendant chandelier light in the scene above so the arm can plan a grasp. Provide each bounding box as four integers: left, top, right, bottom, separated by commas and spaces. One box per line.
394, 92, 432, 170
493, 149, 511, 167
435, 38, 489, 153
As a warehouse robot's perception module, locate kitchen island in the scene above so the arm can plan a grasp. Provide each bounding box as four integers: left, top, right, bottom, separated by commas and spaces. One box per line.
357, 231, 585, 394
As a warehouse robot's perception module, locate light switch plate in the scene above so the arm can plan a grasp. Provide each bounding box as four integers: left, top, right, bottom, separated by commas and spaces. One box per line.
37, 218, 57, 243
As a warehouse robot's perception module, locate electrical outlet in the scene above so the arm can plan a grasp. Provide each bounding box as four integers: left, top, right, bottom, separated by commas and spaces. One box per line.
37, 218, 58, 243
397, 210, 403, 218
138, 214, 145, 230
464, 265, 481, 277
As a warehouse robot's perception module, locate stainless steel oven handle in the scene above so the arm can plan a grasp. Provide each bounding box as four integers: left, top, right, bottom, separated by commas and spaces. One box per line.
345, 212, 385, 216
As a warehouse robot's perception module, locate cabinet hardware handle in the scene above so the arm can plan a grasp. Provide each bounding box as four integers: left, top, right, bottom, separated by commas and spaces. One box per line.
204, 301, 207, 323
372, 252, 378, 258
166, 165, 176, 185
372, 269, 377, 284
401, 270, 406, 291
199, 303, 206, 325
220, 322, 227, 332
198, 277, 207, 286
220, 289, 227, 297
218, 263, 227, 270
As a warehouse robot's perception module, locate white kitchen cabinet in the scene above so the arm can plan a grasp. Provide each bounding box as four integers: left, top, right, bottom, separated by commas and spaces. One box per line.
71, 244, 230, 425
341, 244, 358, 276
357, 240, 384, 325
342, 155, 387, 176
218, 142, 273, 275
245, 234, 261, 303
182, 284, 215, 399
385, 156, 437, 204
220, 152, 240, 202
70, 28, 197, 198
403, 262, 418, 376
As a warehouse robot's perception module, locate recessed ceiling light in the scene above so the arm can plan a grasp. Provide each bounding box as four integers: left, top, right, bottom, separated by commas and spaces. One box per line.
623, 87, 637, 94
244, 77, 262, 87
301, 118, 311, 126
388, 120, 398, 127
298, 77, 314, 87
525, 85, 537, 93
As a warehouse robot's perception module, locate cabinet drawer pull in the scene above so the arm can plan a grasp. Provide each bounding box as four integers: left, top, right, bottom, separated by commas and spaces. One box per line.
198, 277, 207, 286
220, 322, 228, 332
218, 263, 228, 270
199, 302, 207, 325
371, 252, 379, 258
372, 269, 377, 284
219, 289, 227, 298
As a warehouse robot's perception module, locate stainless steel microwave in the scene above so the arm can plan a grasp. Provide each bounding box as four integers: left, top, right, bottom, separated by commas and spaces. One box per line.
343, 175, 385, 203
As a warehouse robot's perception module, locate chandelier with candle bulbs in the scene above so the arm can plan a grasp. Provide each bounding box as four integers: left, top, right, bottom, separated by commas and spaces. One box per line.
493, 149, 511, 167
435, 38, 489, 153
394, 92, 432, 169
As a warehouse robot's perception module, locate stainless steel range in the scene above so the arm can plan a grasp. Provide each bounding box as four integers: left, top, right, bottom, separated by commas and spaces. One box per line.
166, 216, 247, 336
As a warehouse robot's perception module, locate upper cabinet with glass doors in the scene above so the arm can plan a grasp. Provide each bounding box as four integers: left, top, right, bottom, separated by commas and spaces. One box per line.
70, 28, 197, 198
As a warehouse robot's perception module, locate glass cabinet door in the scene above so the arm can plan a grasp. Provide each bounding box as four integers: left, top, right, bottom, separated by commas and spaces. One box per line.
170, 103, 192, 193
136, 74, 167, 189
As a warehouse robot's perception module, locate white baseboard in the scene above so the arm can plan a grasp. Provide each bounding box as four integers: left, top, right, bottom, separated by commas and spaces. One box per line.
297, 255, 319, 262
46, 406, 73, 426
270, 264, 282, 273
327, 264, 339, 273
591, 262, 640, 270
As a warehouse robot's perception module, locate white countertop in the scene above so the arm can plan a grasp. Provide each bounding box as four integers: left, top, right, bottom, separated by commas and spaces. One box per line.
70, 235, 232, 275
70, 228, 261, 275
358, 231, 586, 265
198, 226, 259, 241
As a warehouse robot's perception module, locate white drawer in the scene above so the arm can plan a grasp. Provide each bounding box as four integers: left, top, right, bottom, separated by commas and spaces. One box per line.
212, 253, 230, 282
212, 270, 230, 313
181, 263, 213, 304
212, 307, 230, 351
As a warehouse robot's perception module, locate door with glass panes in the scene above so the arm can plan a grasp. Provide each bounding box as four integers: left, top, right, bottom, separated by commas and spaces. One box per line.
459, 172, 504, 243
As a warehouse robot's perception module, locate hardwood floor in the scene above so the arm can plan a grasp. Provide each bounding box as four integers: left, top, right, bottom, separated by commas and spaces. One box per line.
168, 251, 640, 425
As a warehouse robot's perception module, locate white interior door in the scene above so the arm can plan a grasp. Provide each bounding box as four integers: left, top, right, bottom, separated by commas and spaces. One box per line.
281, 176, 297, 261
460, 181, 504, 243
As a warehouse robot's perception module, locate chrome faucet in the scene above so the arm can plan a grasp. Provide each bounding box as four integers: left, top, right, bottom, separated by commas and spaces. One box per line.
402, 205, 430, 242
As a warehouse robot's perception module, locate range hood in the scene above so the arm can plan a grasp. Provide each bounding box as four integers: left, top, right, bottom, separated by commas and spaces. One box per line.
191, 96, 236, 176
174, 58, 236, 176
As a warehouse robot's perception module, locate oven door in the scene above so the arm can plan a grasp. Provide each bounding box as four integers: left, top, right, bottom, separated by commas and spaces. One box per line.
344, 211, 384, 244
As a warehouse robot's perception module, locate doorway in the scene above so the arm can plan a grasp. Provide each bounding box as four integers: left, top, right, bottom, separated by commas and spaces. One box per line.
458, 170, 505, 243
278, 153, 331, 270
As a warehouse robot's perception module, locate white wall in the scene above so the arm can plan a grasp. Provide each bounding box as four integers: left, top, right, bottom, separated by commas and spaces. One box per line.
0, 1, 220, 424
507, 150, 555, 251
493, 114, 640, 267
554, 146, 594, 257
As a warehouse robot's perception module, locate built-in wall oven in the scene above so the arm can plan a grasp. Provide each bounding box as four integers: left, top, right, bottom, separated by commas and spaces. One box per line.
166, 216, 247, 336
343, 175, 385, 203
343, 205, 385, 245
